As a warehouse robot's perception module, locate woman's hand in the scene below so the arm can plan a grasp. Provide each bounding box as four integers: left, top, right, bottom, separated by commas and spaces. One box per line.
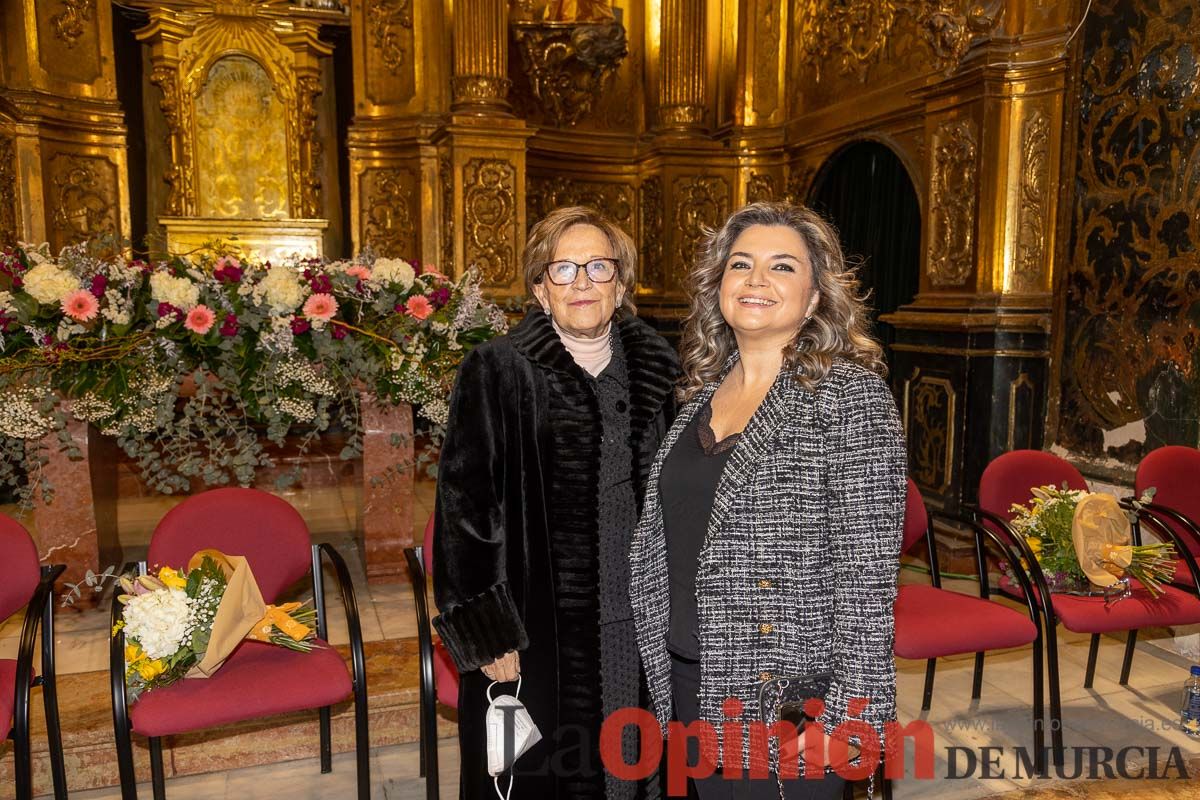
480, 650, 521, 682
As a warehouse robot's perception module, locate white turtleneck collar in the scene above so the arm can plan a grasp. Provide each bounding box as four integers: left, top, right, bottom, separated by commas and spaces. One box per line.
552, 318, 612, 378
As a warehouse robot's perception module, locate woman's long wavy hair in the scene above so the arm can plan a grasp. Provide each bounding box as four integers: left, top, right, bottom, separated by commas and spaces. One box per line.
678, 202, 886, 401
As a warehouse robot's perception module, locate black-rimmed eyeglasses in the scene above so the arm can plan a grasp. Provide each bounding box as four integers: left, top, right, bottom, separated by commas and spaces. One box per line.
540, 258, 620, 285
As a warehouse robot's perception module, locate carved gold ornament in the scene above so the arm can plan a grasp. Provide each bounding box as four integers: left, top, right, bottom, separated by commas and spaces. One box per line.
0, 136, 18, 245
367, 0, 414, 76
463, 159, 517, 286
50, 0, 96, 48
927, 118, 978, 287
639, 177, 665, 291
795, 0, 1002, 83
512, 21, 628, 127
1013, 110, 1050, 291
672, 175, 729, 284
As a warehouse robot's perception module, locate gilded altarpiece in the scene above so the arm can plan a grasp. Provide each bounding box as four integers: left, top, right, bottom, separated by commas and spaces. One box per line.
136, 2, 332, 260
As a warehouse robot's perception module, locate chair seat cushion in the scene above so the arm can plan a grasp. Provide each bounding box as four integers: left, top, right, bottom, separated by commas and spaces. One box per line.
433, 641, 459, 708
130, 639, 352, 737
0, 659, 16, 732
1173, 558, 1198, 587
894, 585, 1038, 659
1051, 585, 1200, 634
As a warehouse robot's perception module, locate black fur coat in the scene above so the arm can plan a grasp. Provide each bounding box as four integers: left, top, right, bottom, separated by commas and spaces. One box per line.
432, 309, 679, 799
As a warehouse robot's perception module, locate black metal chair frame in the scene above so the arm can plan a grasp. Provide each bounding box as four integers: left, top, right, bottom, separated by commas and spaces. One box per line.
965, 501, 1200, 768
405, 544, 442, 800
109, 544, 369, 800
896, 508, 1046, 775
8, 563, 67, 800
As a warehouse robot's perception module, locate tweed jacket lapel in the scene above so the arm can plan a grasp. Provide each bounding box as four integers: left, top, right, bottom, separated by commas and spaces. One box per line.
704, 370, 805, 552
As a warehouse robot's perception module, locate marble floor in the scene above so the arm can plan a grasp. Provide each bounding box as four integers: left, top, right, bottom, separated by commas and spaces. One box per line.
3, 478, 1200, 798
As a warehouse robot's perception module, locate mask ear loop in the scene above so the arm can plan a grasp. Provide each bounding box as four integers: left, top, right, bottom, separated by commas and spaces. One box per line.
489, 675, 523, 800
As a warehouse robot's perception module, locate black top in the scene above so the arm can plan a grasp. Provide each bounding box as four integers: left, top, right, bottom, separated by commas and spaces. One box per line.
660, 401, 740, 660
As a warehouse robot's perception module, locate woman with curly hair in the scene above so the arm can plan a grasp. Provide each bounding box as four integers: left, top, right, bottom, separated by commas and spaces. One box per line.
629, 202, 907, 798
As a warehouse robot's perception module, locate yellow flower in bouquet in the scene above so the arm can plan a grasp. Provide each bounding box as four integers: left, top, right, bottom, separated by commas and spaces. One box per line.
1025, 536, 1043, 556
125, 643, 143, 664
157, 566, 187, 590
137, 659, 166, 681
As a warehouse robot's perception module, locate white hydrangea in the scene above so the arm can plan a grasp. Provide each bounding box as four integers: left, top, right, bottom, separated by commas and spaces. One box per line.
255, 266, 309, 313
371, 258, 415, 291
22, 262, 79, 305
122, 588, 193, 660
149, 272, 200, 310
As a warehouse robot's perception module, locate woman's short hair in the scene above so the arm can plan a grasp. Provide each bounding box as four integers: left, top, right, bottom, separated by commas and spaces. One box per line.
522, 206, 638, 315
678, 201, 886, 401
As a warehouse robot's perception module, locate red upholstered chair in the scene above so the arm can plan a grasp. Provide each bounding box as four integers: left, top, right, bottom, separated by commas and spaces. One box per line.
970, 450, 1200, 766
405, 513, 459, 800
1132, 446, 1200, 588
893, 480, 1044, 767
109, 488, 369, 800
1, 514, 66, 800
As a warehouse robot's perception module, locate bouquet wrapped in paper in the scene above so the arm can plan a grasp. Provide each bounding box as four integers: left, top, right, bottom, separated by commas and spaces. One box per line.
1002, 484, 1176, 602
116, 550, 317, 700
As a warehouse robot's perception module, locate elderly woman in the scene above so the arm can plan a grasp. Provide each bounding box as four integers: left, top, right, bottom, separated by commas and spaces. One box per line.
629, 202, 906, 799
433, 206, 678, 800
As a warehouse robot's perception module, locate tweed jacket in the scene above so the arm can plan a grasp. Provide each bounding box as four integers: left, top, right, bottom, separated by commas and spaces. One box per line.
628, 356, 906, 771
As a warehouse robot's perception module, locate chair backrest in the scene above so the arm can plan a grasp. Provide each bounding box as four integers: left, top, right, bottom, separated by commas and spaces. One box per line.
1136, 445, 1200, 556
902, 478, 928, 553
422, 512, 435, 576
148, 488, 312, 603
0, 514, 40, 622
978, 450, 1088, 540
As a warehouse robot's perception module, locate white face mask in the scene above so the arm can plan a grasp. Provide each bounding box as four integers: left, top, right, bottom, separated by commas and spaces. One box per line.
486, 676, 543, 799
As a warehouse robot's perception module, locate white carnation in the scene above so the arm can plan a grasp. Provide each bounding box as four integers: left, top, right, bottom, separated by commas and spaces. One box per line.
122, 588, 193, 660
256, 266, 308, 313
22, 263, 79, 305
149, 272, 200, 310
371, 258, 415, 291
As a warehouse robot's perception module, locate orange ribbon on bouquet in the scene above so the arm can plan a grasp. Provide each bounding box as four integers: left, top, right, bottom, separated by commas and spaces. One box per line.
246, 602, 312, 643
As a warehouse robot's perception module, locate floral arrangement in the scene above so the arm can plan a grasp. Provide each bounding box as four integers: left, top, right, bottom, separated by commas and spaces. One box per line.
1002, 484, 1176, 599
116, 551, 316, 701
0, 239, 507, 506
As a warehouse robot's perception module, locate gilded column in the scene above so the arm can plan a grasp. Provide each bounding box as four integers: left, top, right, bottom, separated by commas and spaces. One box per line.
451, 0, 511, 113
0, 0, 129, 249
657, 0, 706, 129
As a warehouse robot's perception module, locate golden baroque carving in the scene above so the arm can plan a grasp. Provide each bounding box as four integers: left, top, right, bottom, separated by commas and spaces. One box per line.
295, 73, 324, 218
753, 1, 780, 118
511, 21, 628, 127
904, 368, 956, 495
746, 173, 776, 204
47, 153, 118, 247
367, 0, 414, 76
51, 0, 95, 48
672, 175, 729, 283
527, 175, 634, 232
1013, 109, 1050, 291
452, 76, 513, 106
149, 65, 193, 217
0, 135, 18, 246
927, 118, 977, 287
440, 154, 455, 273
784, 163, 815, 205
361, 167, 418, 258
463, 158, 517, 286
639, 176, 664, 291
795, 0, 1001, 83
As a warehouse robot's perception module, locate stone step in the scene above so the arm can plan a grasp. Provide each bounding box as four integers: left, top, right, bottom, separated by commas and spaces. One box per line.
0, 638, 456, 799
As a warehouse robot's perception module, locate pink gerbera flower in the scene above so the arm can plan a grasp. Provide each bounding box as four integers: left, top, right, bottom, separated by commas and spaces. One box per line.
404, 295, 433, 320
61, 289, 100, 322
303, 292, 339, 321
345, 265, 371, 281
184, 304, 216, 335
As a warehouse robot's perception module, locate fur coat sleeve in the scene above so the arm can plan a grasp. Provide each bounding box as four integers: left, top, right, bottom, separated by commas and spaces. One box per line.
431, 346, 530, 671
